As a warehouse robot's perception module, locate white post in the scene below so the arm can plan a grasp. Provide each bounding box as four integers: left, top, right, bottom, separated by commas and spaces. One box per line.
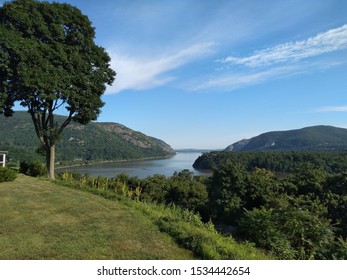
2, 153, 6, 167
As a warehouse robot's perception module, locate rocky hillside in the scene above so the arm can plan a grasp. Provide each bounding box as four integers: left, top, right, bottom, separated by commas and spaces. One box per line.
224, 125, 347, 152
0, 111, 175, 164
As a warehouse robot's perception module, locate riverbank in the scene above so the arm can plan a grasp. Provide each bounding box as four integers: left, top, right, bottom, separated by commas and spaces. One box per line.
56, 152, 210, 179
55, 154, 175, 170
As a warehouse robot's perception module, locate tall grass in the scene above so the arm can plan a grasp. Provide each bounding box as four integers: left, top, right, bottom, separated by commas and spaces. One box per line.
57, 172, 270, 260
0, 174, 194, 259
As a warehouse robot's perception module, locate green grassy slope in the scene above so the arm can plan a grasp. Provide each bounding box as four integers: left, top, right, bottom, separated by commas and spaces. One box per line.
0, 175, 194, 260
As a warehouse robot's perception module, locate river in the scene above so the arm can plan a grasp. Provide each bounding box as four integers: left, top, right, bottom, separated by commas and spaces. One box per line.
59, 152, 211, 179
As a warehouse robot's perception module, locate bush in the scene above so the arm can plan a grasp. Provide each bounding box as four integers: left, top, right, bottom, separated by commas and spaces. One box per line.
20, 160, 47, 177
0, 167, 17, 182
237, 196, 336, 259
19, 161, 30, 174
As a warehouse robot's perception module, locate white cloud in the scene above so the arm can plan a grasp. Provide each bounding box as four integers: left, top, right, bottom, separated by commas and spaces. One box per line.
221, 24, 347, 67
189, 24, 347, 92
314, 105, 347, 112
106, 42, 215, 94
190, 64, 306, 91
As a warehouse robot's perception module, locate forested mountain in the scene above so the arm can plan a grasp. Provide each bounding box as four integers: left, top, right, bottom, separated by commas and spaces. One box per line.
0, 111, 175, 164
193, 126, 347, 172
224, 125, 347, 152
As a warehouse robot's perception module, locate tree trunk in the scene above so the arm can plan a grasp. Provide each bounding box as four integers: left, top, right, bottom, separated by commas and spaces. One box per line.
46, 144, 55, 180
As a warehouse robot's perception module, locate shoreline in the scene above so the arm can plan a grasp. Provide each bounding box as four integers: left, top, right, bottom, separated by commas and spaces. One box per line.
54, 154, 175, 170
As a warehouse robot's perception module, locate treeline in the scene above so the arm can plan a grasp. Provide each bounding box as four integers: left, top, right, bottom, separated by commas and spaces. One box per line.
193, 150, 347, 174
0, 111, 174, 165
3, 131, 171, 165
58, 163, 347, 259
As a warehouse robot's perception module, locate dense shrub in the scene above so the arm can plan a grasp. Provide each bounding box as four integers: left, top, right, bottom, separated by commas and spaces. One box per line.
19, 161, 30, 174
237, 196, 336, 259
206, 160, 347, 259
166, 170, 209, 212
140, 174, 170, 203
0, 167, 17, 182
20, 160, 47, 177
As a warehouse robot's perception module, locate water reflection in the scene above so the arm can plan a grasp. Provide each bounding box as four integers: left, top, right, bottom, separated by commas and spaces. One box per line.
59, 152, 211, 179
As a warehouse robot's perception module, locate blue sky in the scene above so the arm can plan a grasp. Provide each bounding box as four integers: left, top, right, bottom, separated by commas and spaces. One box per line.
3, 0, 347, 149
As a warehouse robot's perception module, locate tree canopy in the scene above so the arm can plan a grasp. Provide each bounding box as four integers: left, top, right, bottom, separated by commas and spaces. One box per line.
0, 0, 116, 178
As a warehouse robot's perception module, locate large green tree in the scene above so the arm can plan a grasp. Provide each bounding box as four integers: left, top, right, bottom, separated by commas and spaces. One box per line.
0, 0, 116, 179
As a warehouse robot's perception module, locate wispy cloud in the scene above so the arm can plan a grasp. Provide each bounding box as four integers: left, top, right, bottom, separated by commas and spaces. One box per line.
220, 24, 347, 67
190, 64, 306, 91
191, 24, 347, 91
106, 42, 215, 94
314, 105, 347, 112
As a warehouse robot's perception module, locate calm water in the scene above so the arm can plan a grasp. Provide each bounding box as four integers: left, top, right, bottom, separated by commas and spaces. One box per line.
59, 152, 211, 179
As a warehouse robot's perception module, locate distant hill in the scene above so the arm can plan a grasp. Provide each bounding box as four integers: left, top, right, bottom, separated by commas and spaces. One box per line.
193, 126, 347, 172
0, 111, 175, 164
224, 125, 347, 152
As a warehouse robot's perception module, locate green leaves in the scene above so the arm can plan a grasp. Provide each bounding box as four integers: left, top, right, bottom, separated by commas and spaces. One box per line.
206, 159, 347, 259
0, 0, 115, 121
0, 0, 115, 178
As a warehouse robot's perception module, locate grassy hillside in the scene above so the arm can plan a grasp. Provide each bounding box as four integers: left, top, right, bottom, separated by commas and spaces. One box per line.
0, 175, 193, 259
0, 111, 175, 165
0, 174, 269, 260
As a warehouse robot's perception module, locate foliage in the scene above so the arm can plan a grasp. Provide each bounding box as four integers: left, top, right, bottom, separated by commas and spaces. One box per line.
0, 167, 17, 182
194, 150, 347, 173
206, 161, 347, 259
166, 170, 208, 212
56, 159, 347, 259
237, 206, 296, 259
0, 0, 116, 179
207, 162, 278, 221
238, 196, 336, 259
207, 162, 248, 221
225, 125, 347, 152
20, 160, 47, 177
0, 111, 174, 165
56, 171, 269, 260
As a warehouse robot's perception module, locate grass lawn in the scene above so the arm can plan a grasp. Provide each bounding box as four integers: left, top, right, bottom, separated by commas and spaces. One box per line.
0, 174, 194, 260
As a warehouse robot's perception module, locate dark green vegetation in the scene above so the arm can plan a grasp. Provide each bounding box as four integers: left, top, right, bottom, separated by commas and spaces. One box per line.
0, 111, 175, 165
206, 162, 347, 259
194, 126, 347, 173
19, 160, 47, 177
193, 150, 347, 173
0, 174, 268, 260
0, 0, 116, 179
0, 167, 16, 182
57, 165, 347, 260
224, 125, 347, 152
192, 139, 347, 259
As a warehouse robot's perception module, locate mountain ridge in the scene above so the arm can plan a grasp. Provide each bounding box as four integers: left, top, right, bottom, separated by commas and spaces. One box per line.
193, 125, 347, 171
224, 125, 347, 152
0, 111, 175, 164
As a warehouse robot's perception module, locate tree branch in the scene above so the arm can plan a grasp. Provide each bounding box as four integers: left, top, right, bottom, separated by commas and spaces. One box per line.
59, 109, 74, 134
28, 106, 46, 148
